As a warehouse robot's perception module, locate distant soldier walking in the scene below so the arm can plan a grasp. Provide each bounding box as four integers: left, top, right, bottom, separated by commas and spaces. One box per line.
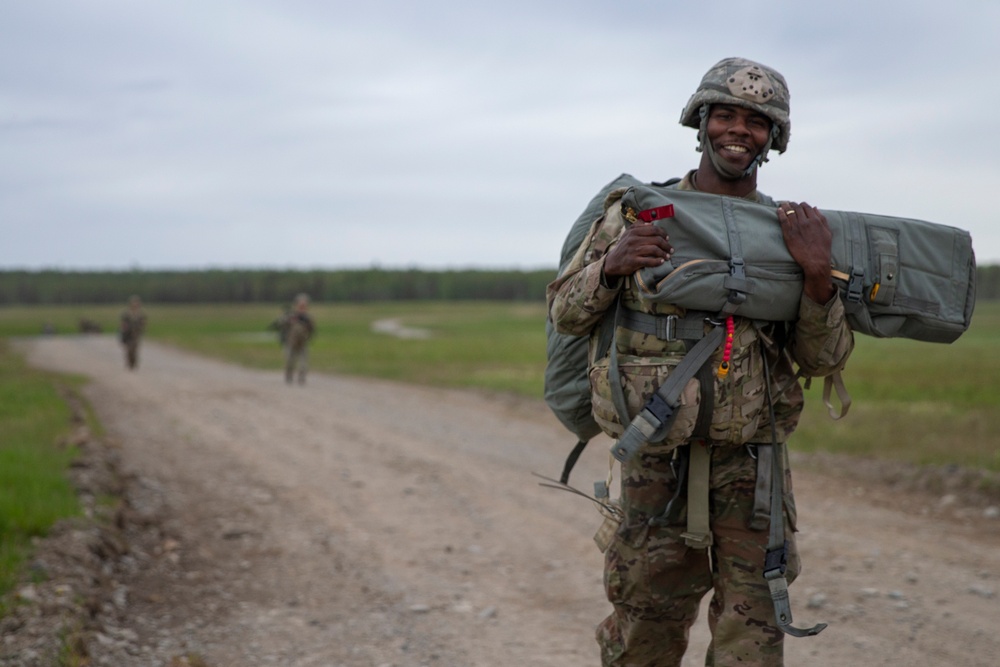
119, 295, 147, 370
279, 293, 316, 385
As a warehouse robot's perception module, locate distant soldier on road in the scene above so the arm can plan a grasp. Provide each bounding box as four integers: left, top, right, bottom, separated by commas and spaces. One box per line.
278, 293, 316, 385
119, 295, 147, 370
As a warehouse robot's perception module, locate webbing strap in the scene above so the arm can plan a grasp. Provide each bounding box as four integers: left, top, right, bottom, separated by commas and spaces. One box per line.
821, 371, 851, 420
845, 213, 867, 308
749, 444, 773, 531
680, 440, 713, 548
760, 353, 827, 638
618, 310, 708, 341
559, 439, 589, 485
607, 299, 631, 429
719, 198, 753, 317
692, 350, 715, 438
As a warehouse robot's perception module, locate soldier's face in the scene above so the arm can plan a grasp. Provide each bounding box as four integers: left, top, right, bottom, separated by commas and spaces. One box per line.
705, 104, 772, 172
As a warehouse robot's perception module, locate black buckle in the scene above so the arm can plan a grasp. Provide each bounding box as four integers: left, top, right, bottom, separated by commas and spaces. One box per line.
847, 267, 865, 304
764, 540, 789, 577
644, 392, 675, 426
726, 258, 748, 306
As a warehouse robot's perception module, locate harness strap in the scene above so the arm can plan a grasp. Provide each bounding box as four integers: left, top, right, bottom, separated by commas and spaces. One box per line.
760, 352, 827, 638
692, 348, 715, 438
748, 443, 773, 530
680, 440, 713, 548
648, 446, 689, 528
617, 309, 709, 341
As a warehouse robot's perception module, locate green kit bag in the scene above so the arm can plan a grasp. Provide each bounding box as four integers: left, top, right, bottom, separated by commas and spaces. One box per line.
621, 185, 976, 343
544, 174, 645, 449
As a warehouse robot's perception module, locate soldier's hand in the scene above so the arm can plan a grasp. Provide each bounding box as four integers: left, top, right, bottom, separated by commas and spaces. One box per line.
603, 222, 674, 277
778, 202, 835, 303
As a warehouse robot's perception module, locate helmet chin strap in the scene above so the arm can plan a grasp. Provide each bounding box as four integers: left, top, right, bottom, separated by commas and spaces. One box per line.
696, 105, 777, 181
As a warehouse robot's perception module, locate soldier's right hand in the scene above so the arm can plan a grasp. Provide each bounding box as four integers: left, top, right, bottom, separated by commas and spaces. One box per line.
603, 222, 673, 277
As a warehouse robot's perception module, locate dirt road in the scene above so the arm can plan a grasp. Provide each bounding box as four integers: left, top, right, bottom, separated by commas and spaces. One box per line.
17, 335, 1000, 666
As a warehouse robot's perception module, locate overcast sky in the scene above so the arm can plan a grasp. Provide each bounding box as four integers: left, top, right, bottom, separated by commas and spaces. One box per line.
2, 0, 998, 271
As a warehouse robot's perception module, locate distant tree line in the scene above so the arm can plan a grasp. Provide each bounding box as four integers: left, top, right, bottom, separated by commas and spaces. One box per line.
1, 265, 997, 305
0, 268, 556, 305
975, 265, 1000, 301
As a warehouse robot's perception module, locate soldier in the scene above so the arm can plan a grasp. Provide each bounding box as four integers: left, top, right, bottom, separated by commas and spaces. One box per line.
280, 293, 315, 385
119, 295, 147, 370
547, 58, 854, 666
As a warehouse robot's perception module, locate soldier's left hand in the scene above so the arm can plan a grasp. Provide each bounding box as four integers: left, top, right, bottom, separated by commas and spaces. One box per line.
778, 202, 835, 303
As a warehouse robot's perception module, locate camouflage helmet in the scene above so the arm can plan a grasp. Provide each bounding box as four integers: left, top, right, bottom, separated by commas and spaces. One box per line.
679, 57, 791, 153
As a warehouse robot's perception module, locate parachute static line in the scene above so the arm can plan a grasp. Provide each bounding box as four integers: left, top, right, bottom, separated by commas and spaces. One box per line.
716, 316, 735, 378
531, 472, 623, 520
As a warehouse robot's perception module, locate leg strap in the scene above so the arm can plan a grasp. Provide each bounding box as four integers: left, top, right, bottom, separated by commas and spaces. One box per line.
680, 439, 713, 549
760, 353, 827, 638
749, 444, 773, 531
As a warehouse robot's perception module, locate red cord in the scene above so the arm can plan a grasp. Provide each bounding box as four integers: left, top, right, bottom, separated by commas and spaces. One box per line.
717, 316, 735, 378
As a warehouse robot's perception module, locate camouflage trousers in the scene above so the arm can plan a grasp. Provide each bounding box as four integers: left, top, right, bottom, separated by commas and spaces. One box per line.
123, 339, 141, 370
597, 443, 800, 667
284, 344, 309, 384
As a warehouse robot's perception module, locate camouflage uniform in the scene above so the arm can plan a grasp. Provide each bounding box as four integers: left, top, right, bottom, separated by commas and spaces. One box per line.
119, 296, 147, 370
546, 59, 854, 667
282, 294, 315, 385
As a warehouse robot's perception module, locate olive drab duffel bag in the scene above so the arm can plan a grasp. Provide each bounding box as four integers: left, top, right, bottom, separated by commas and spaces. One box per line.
621, 184, 977, 343
543, 174, 977, 481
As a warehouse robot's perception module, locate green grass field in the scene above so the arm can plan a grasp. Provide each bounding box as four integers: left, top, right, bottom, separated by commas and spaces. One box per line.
792, 301, 1000, 471
0, 341, 83, 605
1, 300, 998, 471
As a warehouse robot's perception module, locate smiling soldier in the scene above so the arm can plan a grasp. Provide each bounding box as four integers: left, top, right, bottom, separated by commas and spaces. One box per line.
546, 58, 855, 666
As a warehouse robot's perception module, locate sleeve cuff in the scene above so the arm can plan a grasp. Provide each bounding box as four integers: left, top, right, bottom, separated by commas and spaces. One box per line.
799, 291, 846, 327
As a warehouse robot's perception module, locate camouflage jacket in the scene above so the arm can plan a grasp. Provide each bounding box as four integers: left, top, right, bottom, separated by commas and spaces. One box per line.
120, 309, 147, 342
546, 173, 854, 448
284, 312, 315, 351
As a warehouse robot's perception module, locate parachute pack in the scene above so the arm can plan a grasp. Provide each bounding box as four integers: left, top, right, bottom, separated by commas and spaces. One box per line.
544, 174, 646, 480
544, 174, 977, 478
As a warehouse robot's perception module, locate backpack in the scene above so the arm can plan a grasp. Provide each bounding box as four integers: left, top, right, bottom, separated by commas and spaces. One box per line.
544, 174, 977, 480
543, 174, 651, 481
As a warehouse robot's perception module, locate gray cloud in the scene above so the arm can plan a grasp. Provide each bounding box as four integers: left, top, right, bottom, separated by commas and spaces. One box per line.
2, 0, 998, 270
